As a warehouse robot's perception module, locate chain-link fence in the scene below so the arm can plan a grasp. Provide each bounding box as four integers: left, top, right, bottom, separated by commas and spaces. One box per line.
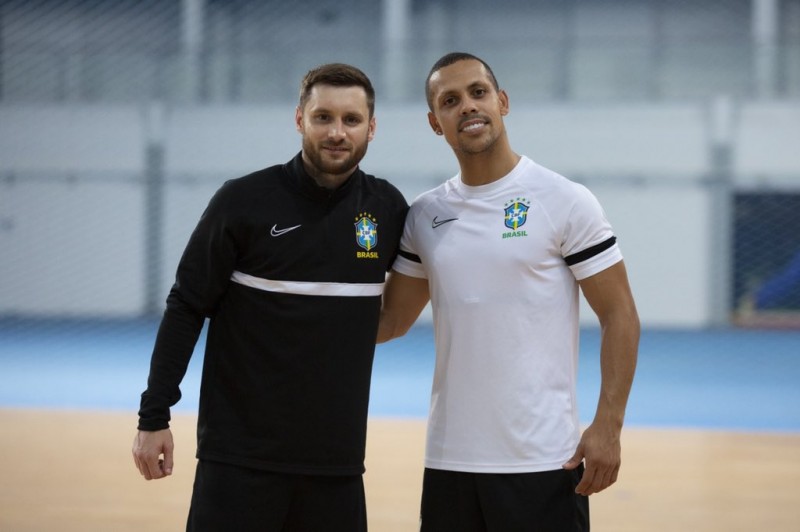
733, 192, 800, 327
2, 0, 799, 104
1, 0, 799, 330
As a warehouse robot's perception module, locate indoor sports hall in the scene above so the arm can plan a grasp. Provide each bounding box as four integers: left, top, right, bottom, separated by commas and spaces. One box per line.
1, 1, 799, 531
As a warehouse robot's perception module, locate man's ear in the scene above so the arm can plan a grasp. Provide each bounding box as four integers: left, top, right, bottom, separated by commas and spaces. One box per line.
295, 106, 303, 133
428, 112, 442, 135
368, 116, 376, 141
499, 89, 510, 117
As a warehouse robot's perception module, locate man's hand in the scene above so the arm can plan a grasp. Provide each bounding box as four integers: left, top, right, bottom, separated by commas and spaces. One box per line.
562, 422, 621, 496
132, 428, 174, 480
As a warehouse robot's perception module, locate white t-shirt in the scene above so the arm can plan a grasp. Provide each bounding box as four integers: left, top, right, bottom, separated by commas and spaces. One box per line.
392, 156, 622, 473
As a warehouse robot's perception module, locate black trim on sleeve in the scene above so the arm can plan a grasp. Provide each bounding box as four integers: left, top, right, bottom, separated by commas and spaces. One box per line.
398, 249, 422, 264
564, 236, 617, 266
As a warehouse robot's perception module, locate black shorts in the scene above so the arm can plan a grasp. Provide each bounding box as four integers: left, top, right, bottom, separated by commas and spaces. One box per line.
186, 460, 367, 532
420, 466, 589, 532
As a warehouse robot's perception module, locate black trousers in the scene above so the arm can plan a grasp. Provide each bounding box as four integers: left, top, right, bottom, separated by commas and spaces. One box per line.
420, 466, 589, 532
186, 460, 367, 532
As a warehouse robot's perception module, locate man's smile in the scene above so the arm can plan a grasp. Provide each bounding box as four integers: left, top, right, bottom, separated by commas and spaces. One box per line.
459, 118, 487, 133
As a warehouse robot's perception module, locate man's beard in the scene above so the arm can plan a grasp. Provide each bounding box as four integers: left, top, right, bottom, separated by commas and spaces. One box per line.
302, 137, 369, 179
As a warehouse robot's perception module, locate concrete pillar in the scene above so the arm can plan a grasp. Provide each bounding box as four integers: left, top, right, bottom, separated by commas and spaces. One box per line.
752, 0, 779, 99
555, 1, 577, 100
706, 94, 737, 326
181, 0, 205, 102
143, 102, 166, 315
382, 0, 411, 102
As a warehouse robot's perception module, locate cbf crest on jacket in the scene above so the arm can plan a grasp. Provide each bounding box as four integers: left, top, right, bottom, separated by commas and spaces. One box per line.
354, 212, 379, 257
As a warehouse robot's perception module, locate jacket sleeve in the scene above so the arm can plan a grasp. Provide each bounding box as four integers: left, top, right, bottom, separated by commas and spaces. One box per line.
384, 182, 410, 272
137, 180, 241, 430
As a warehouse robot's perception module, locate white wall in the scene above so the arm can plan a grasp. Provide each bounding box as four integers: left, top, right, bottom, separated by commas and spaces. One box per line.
1, 102, 799, 326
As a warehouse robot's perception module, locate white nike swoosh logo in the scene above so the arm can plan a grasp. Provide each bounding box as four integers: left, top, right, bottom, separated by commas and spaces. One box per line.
432, 216, 458, 229
270, 224, 302, 237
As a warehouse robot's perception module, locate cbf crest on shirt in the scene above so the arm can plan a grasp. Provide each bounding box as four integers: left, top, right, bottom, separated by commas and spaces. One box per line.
503, 197, 530, 239
354, 212, 379, 258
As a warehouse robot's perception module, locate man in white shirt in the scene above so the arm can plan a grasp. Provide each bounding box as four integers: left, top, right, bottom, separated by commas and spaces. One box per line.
377, 52, 640, 531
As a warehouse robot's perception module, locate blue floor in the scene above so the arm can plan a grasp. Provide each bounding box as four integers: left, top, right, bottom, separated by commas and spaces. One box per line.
1, 318, 798, 432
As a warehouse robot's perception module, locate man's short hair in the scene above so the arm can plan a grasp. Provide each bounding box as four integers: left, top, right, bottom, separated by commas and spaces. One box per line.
299, 63, 375, 117
425, 52, 500, 111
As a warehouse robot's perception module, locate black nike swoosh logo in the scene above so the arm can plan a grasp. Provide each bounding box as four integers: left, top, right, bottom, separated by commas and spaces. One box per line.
432, 216, 458, 229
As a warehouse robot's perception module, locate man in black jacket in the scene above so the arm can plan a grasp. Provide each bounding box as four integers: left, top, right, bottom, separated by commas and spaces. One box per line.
131, 63, 408, 531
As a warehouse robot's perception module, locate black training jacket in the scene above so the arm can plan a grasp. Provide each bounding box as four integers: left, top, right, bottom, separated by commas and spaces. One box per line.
138, 152, 408, 475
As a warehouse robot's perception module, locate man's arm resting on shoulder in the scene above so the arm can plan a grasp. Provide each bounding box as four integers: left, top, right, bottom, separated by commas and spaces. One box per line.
564, 260, 640, 496
377, 270, 430, 343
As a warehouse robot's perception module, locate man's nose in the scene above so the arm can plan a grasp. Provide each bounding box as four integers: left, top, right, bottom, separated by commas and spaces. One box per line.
459, 97, 478, 115
328, 120, 347, 139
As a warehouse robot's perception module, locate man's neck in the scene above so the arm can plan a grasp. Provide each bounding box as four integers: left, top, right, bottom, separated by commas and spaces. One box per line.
458, 143, 521, 187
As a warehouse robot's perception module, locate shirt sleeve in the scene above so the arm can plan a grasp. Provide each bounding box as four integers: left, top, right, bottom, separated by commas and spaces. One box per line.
390, 203, 427, 279
561, 184, 623, 281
